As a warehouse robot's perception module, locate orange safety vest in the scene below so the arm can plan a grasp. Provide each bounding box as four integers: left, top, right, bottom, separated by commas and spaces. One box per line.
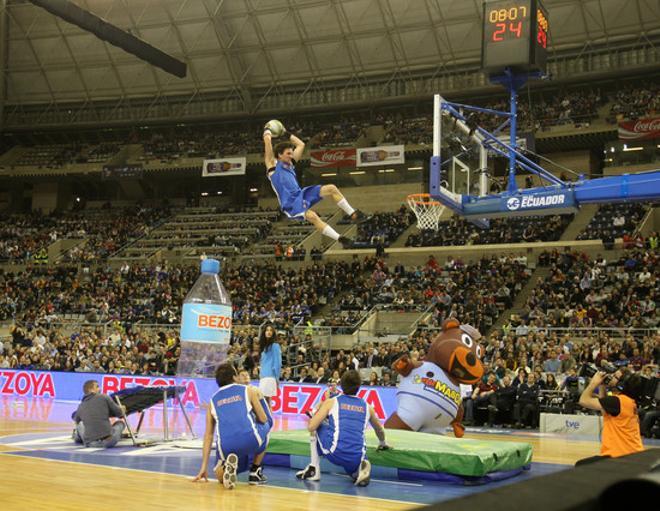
601, 394, 644, 457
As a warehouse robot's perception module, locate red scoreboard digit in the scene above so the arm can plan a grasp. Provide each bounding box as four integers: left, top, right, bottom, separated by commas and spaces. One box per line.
481, 0, 549, 74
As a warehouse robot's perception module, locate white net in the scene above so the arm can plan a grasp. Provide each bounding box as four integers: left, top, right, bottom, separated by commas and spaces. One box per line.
407, 194, 445, 231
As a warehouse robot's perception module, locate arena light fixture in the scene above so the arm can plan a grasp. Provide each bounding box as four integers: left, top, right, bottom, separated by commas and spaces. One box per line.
249, 188, 258, 192
321, 173, 337, 177
378, 169, 396, 173
28, 0, 187, 78
349, 171, 366, 175
200, 192, 208, 196
408, 167, 423, 170
622, 146, 644, 152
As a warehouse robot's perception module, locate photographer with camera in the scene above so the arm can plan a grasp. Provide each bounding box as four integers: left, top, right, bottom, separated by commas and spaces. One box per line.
576, 369, 644, 465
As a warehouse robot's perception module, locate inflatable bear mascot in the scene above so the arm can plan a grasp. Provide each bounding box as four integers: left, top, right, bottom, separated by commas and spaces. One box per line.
384, 318, 484, 437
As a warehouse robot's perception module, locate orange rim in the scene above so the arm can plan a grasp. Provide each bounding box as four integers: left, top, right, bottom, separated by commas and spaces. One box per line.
407, 193, 441, 206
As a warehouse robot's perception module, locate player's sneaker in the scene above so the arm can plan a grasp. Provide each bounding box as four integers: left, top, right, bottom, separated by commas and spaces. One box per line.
339, 236, 354, 248
350, 210, 370, 224
354, 460, 371, 487
248, 465, 267, 485
296, 464, 320, 481
219, 453, 238, 489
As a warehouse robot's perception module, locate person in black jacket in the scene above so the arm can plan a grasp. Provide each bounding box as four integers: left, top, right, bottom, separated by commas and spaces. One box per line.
514, 373, 541, 428
489, 375, 517, 426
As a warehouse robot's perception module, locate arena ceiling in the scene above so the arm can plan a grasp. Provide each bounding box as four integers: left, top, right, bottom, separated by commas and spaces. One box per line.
4, 0, 660, 105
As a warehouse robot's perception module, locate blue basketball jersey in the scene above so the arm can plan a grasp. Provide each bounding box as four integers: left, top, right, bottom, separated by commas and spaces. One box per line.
268, 160, 301, 207
210, 383, 267, 460
318, 394, 369, 459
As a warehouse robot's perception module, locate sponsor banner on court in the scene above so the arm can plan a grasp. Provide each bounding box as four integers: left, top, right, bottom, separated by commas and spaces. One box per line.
310, 148, 357, 168
202, 157, 246, 177
618, 116, 660, 141
356, 145, 405, 167
540, 412, 602, 437
0, 369, 397, 419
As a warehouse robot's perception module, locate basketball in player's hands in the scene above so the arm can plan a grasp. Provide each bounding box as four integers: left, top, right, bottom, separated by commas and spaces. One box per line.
264, 119, 285, 137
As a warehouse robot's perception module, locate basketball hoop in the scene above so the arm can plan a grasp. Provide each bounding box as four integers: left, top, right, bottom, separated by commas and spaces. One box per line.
407, 193, 445, 231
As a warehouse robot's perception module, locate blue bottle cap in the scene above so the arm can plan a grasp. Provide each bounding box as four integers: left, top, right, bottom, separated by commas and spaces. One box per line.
200, 258, 220, 274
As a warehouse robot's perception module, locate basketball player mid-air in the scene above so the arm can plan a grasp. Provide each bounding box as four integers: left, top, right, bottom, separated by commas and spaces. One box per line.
263, 123, 369, 248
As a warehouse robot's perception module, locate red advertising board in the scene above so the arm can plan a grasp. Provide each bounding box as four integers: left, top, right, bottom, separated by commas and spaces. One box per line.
310, 147, 357, 168
618, 116, 660, 141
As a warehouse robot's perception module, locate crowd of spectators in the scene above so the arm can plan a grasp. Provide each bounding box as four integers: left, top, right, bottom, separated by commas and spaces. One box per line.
61, 207, 171, 261
0, 213, 55, 262
339, 206, 413, 248
4, 310, 656, 436
11, 143, 120, 169
330, 254, 530, 335
577, 202, 649, 244
0, 207, 170, 263
406, 214, 572, 247
2, 244, 657, 436
607, 82, 659, 123
0, 258, 378, 329
6, 83, 659, 171
523, 248, 658, 330
382, 88, 605, 147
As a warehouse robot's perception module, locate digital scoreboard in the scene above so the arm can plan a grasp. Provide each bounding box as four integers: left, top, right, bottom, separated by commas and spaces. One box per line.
481, 0, 549, 74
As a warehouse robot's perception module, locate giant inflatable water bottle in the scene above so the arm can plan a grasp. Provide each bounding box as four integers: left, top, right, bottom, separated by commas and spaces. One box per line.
176, 258, 232, 378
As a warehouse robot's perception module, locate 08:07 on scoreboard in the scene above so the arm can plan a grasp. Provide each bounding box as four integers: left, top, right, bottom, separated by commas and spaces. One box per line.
481, 0, 549, 74
486, 4, 547, 48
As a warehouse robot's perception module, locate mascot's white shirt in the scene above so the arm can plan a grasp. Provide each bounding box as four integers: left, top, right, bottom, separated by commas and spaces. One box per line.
395, 361, 462, 434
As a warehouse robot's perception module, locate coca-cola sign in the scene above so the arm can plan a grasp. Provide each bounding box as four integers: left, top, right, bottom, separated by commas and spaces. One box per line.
310, 148, 357, 168
618, 116, 660, 141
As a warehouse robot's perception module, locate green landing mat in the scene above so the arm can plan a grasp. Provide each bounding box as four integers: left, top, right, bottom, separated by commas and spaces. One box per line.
268, 429, 533, 477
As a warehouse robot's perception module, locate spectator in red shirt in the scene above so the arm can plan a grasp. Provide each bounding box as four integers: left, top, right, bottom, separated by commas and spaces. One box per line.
464, 372, 500, 425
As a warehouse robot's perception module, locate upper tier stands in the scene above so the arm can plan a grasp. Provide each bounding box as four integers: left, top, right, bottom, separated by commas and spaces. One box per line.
113, 207, 295, 261
577, 202, 649, 242
4, 83, 656, 168
10, 143, 120, 168
0, 207, 170, 263
338, 206, 413, 248
406, 213, 574, 247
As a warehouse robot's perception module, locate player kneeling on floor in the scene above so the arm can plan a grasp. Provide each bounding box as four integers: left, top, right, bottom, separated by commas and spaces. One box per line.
297, 369, 389, 486
193, 363, 273, 488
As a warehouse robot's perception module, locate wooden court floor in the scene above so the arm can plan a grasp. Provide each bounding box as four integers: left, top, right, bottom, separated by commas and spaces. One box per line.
0, 414, 603, 511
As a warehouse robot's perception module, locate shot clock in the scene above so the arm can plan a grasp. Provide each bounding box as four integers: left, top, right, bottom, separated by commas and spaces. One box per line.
481, 0, 549, 74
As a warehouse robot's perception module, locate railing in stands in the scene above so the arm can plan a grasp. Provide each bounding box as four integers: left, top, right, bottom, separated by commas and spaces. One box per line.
414, 325, 658, 340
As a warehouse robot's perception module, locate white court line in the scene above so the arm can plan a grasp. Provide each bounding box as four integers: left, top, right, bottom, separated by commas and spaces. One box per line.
5, 435, 72, 446
333, 473, 423, 487
121, 445, 181, 456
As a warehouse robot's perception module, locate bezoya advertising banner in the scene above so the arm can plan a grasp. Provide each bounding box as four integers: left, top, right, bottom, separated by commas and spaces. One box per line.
202, 157, 247, 177
357, 145, 405, 167
0, 369, 396, 420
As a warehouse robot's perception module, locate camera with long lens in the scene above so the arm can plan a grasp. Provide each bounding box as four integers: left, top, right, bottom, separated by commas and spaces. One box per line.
579, 360, 619, 382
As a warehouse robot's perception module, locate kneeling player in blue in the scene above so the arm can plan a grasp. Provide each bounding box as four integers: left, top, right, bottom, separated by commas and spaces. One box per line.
297, 370, 389, 486
193, 363, 272, 489
263, 126, 369, 248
